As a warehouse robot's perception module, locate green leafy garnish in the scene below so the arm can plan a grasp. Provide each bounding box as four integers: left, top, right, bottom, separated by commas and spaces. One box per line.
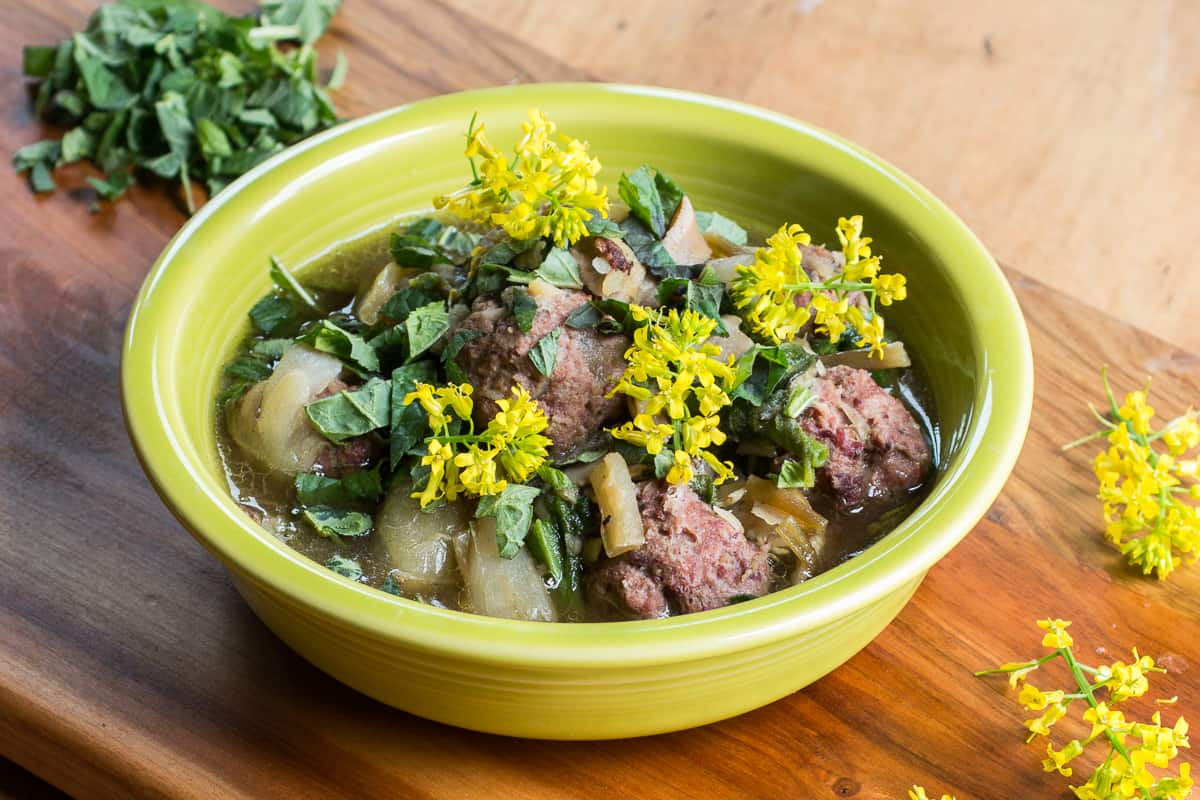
305, 377, 390, 444
695, 210, 748, 246
529, 326, 562, 377
389, 362, 436, 468
404, 302, 450, 363
618, 217, 674, 268
618, 165, 683, 237
511, 287, 538, 333
269, 256, 319, 311
441, 329, 483, 384
303, 506, 371, 540
475, 484, 541, 559
295, 467, 383, 506
14, 0, 345, 212
297, 320, 380, 373
534, 247, 584, 289
324, 554, 364, 581
390, 232, 449, 268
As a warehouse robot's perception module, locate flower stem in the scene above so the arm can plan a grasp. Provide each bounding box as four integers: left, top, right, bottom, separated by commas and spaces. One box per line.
1061, 646, 1130, 762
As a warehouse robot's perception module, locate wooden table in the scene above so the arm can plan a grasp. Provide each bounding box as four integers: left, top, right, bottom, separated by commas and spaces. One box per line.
3, 2, 1198, 797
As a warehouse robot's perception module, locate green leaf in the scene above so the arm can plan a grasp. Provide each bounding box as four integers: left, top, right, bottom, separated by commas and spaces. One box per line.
618, 217, 675, 268
695, 210, 748, 246
303, 505, 372, 540
390, 232, 447, 268
535, 247, 584, 289
378, 273, 447, 323
225, 357, 273, 381
529, 326, 562, 377
441, 328, 482, 384
305, 376, 391, 444
59, 127, 96, 164
13, 140, 61, 173
249, 294, 300, 335
475, 484, 541, 559
269, 256, 319, 311
324, 555, 363, 581
653, 169, 684, 222
527, 518, 564, 584
295, 466, 383, 506
584, 213, 623, 239
390, 361, 437, 468
252, 338, 294, 360
29, 163, 56, 193
776, 453, 827, 489
260, 0, 343, 45
686, 280, 727, 335
79, 59, 136, 111
297, 320, 380, 373
511, 287, 537, 333
327, 50, 348, 90
619, 165, 667, 237
196, 117, 233, 158
86, 171, 133, 201
154, 91, 193, 158
23, 45, 56, 78
563, 302, 601, 329
404, 302, 449, 363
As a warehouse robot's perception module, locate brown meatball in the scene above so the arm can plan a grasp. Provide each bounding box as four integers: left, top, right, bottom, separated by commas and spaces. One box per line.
800, 365, 931, 509
454, 284, 628, 455
589, 481, 772, 619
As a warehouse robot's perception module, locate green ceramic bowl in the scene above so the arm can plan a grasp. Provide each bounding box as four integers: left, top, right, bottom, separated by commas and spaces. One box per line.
122, 84, 1032, 739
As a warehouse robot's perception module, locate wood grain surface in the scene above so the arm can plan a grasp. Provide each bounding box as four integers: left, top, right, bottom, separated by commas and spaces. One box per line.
2, 2, 1199, 798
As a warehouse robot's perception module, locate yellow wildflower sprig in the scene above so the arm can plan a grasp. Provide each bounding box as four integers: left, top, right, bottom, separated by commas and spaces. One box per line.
1063, 369, 1200, 579
729, 215, 908, 356
433, 109, 609, 247
976, 618, 1192, 799
607, 306, 737, 486
909, 787, 957, 800
403, 382, 551, 507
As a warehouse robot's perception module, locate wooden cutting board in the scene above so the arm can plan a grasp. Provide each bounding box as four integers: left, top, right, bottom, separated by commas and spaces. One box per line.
3, 3, 1199, 799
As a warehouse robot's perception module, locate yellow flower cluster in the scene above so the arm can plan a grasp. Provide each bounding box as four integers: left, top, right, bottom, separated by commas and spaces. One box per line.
1069, 370, 1200, 579
433, 109, 609, 247
607, 306, 737, 486
909, 787, 957, 800
729, 215, 907, 357
404, 382, 551, 507
977, 619, 1192, 800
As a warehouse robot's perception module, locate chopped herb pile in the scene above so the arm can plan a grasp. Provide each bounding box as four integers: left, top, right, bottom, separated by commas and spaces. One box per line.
14, 0, 345, 213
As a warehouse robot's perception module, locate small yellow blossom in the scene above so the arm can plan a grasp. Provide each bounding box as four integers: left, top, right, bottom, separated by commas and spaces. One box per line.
1020, 683, 1067, 711
607, 307, 737, 486
980, 619, 1193, 800
435, 109, 608, 247
404, 382, 550, 506
1038, 618, 1075, 649
1043, 739, 1085, 777
729, 216, 908, 358
1072, 370, 1200, 579
1025, 702, 1068, 739
908, 787, 956, 800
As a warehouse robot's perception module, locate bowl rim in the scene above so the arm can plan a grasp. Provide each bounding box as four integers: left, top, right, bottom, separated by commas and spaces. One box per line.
122, 82, 1033, 668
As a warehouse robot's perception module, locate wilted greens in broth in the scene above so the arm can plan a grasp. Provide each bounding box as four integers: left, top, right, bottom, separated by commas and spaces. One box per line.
216, 109, 936, 623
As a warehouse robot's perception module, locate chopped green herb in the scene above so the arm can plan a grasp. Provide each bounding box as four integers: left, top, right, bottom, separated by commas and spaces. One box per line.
529, 326, 562, 377
511, 287, 538, 333
15, 0, 345, 213
695, 210, 748, 246
619, 165, 668, 237
535, 247, 584, 289
404, 302, 450, 363
297, 320, 380, 373
441, 329, 483, 384
389, 361, 436, 468
305, 376, 390, 444
475, 484, 541, 559
269, 256, 319, 311
295, 467, 382, 506
303, 505, 371, 540
618, 217, 674, 268
324, 554, 363, 581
